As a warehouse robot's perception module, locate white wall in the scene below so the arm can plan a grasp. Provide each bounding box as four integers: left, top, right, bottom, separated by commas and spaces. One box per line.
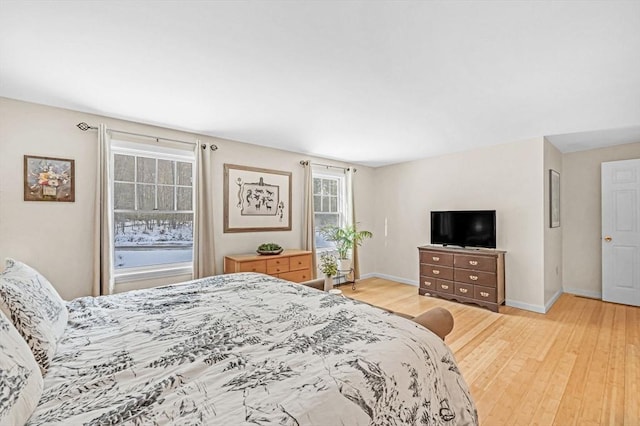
351, 165, 377, 275
0, 97, 375, 299
372, 138, 546, 311
543, 139, 563, 309
562, 141, 640, 298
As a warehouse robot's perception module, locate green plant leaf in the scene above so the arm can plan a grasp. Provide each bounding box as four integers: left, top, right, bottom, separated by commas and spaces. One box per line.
258, 242, 282, 251
318, 224, 372, 259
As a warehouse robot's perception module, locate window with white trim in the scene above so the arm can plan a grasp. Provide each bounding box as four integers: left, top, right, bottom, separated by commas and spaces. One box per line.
313, 171, 346, 250
112, 142, 194, 276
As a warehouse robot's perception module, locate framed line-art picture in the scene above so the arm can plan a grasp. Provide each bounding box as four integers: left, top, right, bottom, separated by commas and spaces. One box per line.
550, 169, 560, 228
223, 163, 292, 232
24, 155, 75, 202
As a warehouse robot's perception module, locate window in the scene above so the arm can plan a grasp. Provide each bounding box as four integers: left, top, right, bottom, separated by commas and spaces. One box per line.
313, 172, 346, 250
111, 142, 194, 275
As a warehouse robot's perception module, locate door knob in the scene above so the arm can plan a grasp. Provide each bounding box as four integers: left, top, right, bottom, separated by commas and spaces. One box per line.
604, 236, 613, 242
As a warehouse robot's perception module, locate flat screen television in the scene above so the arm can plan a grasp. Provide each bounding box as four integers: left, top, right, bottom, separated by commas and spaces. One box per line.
430, 210, 496, 249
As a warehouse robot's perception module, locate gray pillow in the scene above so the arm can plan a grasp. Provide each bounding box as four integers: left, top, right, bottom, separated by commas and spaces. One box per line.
0, 258, 68, 373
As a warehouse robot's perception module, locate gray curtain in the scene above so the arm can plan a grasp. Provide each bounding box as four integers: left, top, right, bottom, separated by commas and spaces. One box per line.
302, 161, 317, 278
193, 142, 216, 278
346, 167, 360, 280
92, 124, 114, 296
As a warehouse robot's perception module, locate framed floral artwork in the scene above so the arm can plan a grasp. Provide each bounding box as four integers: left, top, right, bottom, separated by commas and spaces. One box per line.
24, 155, 75, 202
223, 163, 291, 232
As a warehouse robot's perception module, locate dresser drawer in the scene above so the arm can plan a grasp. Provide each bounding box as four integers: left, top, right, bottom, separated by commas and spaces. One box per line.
474, 285, 497, 302
420, 251, 454, 267
454, 254, 496, 272
238, 260, 267, 273
420, 276, 437, 291
267, 257, 290, 274
437, 279, 454, 294
455, 282, 474, 298
279, 269, 312, 283
224, 250, 313, 279
420, 264, 454, 281
454, 269, 496, 287
289, 254, 311, 271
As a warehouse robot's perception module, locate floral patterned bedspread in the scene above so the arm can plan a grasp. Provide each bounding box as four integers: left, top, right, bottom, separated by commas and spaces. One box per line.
28, 273, 478, 425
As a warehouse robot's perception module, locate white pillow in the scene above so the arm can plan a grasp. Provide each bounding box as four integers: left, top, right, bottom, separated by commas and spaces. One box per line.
0, 310, 44, 425
0, 258, 68, 374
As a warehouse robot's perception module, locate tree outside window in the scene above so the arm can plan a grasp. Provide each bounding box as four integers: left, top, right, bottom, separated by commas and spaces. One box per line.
112, 149, 194, 270
313, 174, 345, 249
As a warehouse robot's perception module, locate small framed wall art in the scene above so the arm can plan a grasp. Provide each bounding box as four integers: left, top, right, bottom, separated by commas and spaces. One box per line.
223, 163, 292, 232
24, 155, 75, 202
549, 169, 560, 228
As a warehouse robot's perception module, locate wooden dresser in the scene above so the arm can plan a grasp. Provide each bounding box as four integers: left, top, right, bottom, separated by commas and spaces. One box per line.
418, 245, 506, 312
223, 249, 313, 283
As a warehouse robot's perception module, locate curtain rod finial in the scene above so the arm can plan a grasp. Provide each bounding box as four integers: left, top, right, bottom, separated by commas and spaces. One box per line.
77, 122, 90, 131
201, 143, 218, 151
299, 160, 309, 166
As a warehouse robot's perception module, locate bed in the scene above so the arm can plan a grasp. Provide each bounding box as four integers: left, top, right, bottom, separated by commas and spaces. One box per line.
1, 260, 478, 425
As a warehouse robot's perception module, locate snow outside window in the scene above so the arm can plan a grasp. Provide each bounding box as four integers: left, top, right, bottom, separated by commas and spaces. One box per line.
313, 172, 346, 251
112, 143, 194, 274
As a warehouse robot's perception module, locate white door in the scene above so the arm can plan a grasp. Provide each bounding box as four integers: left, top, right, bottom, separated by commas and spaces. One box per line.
602, 159, 640, 306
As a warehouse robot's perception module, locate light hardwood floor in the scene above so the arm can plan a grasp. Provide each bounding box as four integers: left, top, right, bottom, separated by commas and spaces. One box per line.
341, 277, 639, 426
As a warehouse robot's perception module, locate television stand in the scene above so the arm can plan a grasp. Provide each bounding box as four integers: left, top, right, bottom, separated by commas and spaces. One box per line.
418, 245, 506, 312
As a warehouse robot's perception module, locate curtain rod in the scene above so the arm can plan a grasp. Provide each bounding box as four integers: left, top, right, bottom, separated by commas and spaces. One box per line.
76, 122, 218, 150
299, 160, 356, 172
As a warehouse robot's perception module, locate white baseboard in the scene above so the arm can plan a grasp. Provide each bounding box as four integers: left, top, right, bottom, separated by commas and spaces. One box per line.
359, 272, 418, 286
358, 272, 376, 280
563, 287, 602, 299
505, 299, 546, 314
544, 289, 563, 313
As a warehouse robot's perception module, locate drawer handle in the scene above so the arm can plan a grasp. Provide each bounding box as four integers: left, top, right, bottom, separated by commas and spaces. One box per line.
480, 291, 489, 297
470, 275, 478, 281
469, 260, 478, 266
432, 256, 440, 261
441, 284, 449, 290
424, 281, 432, 286
432, 270, 440, 275
460, 288, 468, 294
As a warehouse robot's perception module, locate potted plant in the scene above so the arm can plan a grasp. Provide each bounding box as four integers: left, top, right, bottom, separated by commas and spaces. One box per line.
319, 224, 373, 271
319, 253, 339, 291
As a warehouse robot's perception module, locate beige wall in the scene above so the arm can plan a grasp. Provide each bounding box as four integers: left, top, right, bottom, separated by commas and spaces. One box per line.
562, 141, 640, 297
372, 138, 547, 311
543, 139, 563, 308
0, 97, 375, 299
7, 95, 639, 312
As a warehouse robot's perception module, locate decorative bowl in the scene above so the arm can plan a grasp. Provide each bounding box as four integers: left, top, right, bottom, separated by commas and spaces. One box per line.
256, 248, 284, 255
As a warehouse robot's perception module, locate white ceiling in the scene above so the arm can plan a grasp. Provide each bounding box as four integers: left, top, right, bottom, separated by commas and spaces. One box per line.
1, 1, 639, 167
